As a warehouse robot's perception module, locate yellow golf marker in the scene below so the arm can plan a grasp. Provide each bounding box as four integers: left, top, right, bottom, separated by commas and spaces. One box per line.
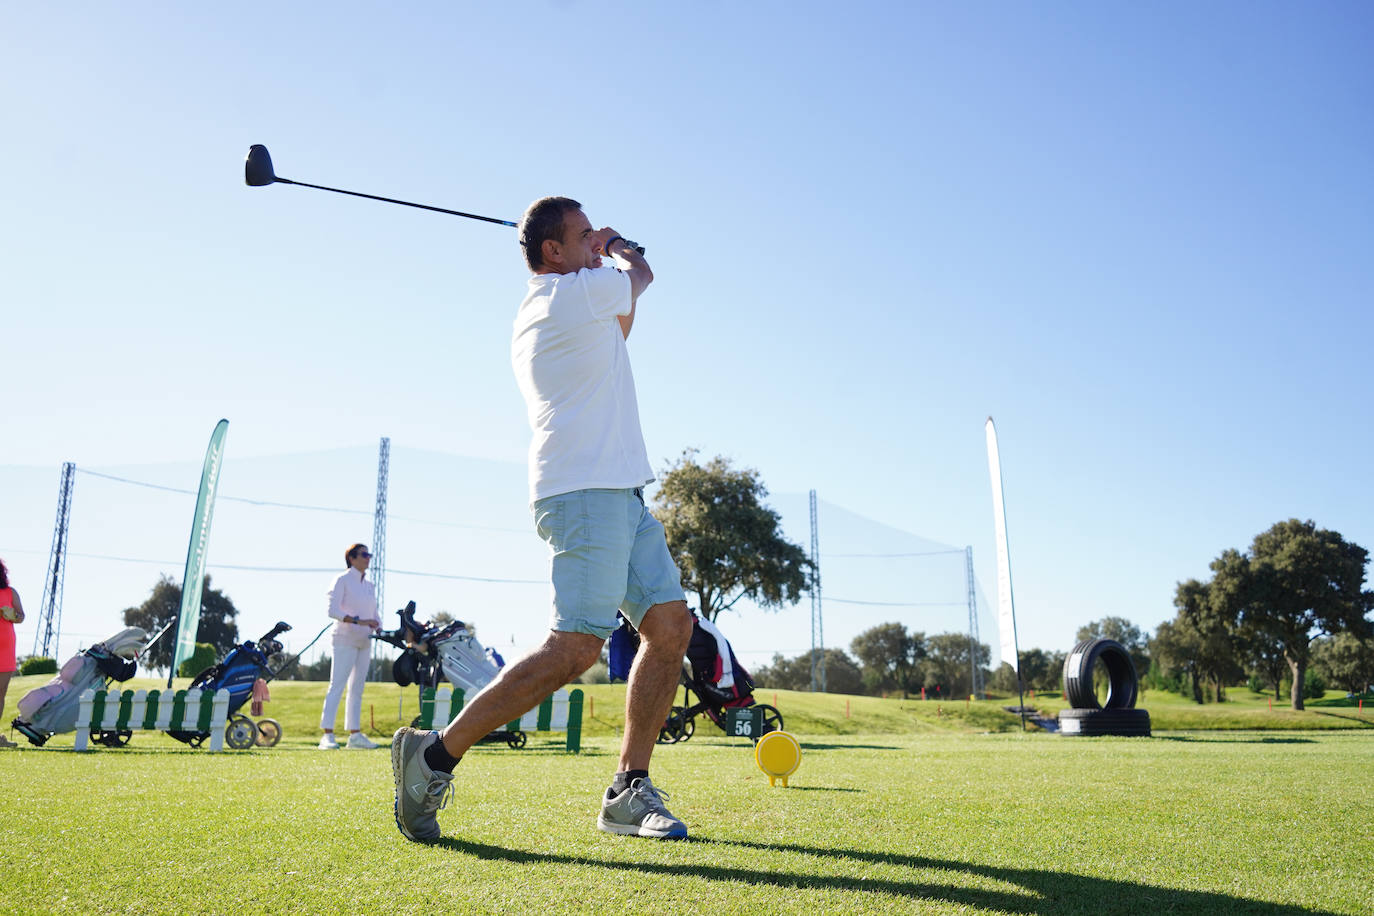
754, 729, 802, 786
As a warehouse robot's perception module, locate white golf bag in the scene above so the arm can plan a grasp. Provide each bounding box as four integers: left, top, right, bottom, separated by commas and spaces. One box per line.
13, 627, 148, 746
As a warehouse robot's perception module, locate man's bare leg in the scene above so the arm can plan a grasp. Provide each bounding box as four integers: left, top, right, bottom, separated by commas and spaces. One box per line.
618, 600, 693, 772
438, 629, 602, 758
393, 631, 599, 842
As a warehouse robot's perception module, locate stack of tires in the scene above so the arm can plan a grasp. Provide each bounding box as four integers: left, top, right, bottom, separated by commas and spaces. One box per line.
1058, 637, 1151, 737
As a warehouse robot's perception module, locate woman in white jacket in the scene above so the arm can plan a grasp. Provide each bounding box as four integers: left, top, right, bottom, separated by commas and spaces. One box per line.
319, 542, 381, 749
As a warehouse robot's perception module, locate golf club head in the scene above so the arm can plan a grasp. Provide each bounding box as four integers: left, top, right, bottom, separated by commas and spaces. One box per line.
245, 144, 278, 186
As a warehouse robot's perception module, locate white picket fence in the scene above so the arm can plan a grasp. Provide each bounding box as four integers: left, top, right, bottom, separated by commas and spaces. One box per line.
74, 687, 232, 752
417, 686, 584, 752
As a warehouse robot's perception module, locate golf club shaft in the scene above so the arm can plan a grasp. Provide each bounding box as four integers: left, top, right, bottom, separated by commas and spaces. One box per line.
276, 177, 517, 227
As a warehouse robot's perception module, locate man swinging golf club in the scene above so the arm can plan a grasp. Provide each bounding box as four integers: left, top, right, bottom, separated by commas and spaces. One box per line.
391, 197, 694, 842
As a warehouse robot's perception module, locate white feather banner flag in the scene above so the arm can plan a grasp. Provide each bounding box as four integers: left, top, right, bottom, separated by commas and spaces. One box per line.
985, 417, 1020, 673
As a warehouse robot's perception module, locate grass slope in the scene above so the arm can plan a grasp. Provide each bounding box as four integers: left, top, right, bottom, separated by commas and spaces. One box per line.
1, 678, 1372, 914
4, 674, 1372, 747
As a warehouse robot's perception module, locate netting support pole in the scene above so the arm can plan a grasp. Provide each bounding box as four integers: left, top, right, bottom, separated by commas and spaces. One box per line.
370, 437, 390, 681
966, 546, 984, 699
35, 462, 76, 659
809, 489, 825, 692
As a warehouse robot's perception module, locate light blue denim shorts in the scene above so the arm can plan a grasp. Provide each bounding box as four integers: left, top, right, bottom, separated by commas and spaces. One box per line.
532, 487, 686, 639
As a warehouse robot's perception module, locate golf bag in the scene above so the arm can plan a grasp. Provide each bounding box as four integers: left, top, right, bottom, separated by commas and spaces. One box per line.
12, 627, 148, 746
374, 601, 527, 747
167, 621, 292, 749
611, 612, 782, 743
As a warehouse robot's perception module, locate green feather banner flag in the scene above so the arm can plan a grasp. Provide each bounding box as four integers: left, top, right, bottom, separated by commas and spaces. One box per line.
169, 419, 229, 685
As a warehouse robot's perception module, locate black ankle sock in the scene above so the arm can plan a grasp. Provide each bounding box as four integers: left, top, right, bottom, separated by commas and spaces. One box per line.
609, 769, 649, 797
424, 736, 460, 774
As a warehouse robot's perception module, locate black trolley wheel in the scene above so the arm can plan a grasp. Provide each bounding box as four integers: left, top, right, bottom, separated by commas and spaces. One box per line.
506, 731, 528, 749
657, 706, 694, 744
254, 718, 283, 747
754, 703, 784, 737
225, 714, 259, 750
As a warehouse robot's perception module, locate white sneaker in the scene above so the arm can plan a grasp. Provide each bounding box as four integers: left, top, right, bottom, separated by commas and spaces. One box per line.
346, 732, 379, 750
318, 734, 339, 750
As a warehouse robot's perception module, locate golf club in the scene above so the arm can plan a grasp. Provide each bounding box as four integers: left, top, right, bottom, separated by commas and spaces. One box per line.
244, 144, 644, 253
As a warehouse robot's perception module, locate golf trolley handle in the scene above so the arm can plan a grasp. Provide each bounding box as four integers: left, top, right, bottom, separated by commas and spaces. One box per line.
138, 619, 178, 658
267, 622, 331, 680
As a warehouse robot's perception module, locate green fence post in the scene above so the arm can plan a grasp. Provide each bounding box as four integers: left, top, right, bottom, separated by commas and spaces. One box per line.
115, 691, 133, 730
196, 689, 217, 731
171, 690, 187, 730
537, 696, 553, 732
566, 689, 583, 753
419, 687, 435, 730
144, 690, 161, 730
90, 690, 107, 730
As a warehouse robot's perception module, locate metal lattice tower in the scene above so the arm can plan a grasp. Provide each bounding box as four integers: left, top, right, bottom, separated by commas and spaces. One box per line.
372, 437, 390, 618
369, 437, 390, 681
966, 545, 984, 698
809, 489, 826, 692
34, 462, 76, 658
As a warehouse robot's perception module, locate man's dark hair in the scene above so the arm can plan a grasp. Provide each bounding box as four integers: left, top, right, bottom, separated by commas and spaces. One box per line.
518, 196, 581, 271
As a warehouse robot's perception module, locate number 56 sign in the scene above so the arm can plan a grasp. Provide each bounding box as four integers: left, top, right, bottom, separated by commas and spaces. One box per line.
726, 706, 764, 739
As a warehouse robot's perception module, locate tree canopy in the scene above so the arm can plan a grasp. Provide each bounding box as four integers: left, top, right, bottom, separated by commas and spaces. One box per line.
990, 647, 1064, 694
122, 574, 240, 672
1152, 520, 1372, 709
923, 632, 991, 699
1312, 632, 1374, 695
653, 450, 811, 622
753, 648, 864, 695
1224, 520, 1372, 709
850, 622, 926, 696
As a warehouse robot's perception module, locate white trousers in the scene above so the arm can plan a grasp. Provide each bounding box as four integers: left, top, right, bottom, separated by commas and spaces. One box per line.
320, 643, 370, 731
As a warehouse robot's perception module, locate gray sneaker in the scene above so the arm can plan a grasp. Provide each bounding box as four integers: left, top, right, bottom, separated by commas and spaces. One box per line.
597, 776, 688, 839
391, 727, 454, 842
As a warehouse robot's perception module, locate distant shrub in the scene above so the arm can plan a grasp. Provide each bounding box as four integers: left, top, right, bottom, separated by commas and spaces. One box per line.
279, 654, 331, 681
576, 662, 609, 685
20, 656, 57, 676
1143, 660, 1185, 695
177, 643, 217, 679
1304, 668, 1327, 700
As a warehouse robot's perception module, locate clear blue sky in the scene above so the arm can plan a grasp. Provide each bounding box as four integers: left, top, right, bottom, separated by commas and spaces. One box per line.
4, 3, 1371, 672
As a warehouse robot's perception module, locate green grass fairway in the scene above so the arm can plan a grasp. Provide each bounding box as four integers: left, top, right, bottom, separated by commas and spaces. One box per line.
2, 677, 1371, 914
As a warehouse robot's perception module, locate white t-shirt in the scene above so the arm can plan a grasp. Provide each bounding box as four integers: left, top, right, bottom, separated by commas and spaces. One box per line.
511, 266, 654, 503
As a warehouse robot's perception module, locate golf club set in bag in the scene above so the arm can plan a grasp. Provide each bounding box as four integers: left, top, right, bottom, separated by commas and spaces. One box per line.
372, 601, 532, 749
11, 621, 303, 749
610, 611, 784, 745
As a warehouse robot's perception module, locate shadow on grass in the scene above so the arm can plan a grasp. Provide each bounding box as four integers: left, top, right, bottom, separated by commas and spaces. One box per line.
479, 747, 609, 758
1309, 710, 1374, 727
436, 835, 1335, 914
791, 742, 901, 751
1308, 693, 1373, 708
1154, 735, 1317, 744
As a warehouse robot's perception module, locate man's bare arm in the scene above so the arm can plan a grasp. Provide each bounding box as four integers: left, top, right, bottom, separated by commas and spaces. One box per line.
595, 229, 653, 339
